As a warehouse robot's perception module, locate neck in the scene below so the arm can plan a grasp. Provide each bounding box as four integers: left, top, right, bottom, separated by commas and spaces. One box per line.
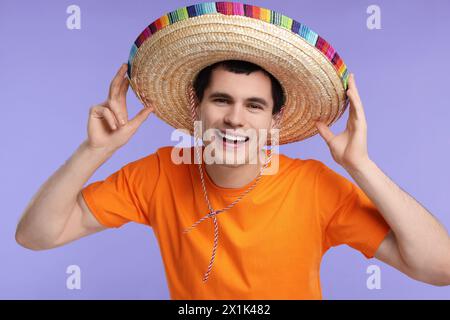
204, 150, 267, 188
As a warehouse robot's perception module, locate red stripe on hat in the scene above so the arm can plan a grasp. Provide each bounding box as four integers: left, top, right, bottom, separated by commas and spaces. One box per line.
253, 5, 260, 18
155, 17, 163, 31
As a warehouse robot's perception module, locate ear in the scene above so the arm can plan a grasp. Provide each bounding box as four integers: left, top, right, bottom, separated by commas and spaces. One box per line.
195, 103, 202, 121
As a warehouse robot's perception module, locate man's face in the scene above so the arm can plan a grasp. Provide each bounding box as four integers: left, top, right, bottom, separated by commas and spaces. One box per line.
196, 67, 277, 166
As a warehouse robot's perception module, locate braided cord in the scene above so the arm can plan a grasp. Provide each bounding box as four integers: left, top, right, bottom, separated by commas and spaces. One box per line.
184, 86, 272, 282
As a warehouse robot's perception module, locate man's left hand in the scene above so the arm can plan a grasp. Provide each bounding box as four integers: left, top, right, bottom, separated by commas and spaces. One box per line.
315, 73, 370, 171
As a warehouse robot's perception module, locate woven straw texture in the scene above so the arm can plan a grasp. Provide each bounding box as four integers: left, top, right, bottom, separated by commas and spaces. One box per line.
127, 1, 350, 145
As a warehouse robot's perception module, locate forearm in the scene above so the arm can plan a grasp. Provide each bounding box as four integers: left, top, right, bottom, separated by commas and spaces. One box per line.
346, 159, 450, 275
16, 140, 114, 249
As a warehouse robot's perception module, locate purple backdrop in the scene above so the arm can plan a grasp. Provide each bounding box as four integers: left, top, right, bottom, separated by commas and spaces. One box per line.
1, 0, 449, 299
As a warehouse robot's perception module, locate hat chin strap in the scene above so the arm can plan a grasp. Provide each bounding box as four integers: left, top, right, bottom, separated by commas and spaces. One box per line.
188, 85, 200, 124
184, 85, 273, 283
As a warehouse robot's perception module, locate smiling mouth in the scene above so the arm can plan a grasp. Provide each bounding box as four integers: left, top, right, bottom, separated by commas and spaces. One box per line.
216, 130, 250, 144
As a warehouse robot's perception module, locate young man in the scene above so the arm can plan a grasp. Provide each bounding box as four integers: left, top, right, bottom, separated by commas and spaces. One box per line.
16, 2, 450, 299
16, 60, 450, 298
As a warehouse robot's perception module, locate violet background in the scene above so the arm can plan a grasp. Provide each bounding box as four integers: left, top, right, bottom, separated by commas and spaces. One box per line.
1, 0, 449, 299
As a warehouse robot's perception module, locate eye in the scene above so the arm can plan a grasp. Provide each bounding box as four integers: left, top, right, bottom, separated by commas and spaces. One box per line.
214, 98, 228, 104
249, 104, 263, 110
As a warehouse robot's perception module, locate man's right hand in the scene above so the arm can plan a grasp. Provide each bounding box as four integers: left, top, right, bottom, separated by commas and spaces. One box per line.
86, 63, 154, 154
15, 64, 156, 250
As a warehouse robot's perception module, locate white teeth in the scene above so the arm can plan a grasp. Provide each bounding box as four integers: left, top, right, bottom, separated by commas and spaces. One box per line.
217, 130, 248, 142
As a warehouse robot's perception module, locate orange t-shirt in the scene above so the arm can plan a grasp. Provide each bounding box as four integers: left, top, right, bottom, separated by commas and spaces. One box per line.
81, 146, 390, 299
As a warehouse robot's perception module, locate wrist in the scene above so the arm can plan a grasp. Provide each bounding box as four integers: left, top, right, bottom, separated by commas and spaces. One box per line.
345, 157, 376, 178
80, 140, 116, 159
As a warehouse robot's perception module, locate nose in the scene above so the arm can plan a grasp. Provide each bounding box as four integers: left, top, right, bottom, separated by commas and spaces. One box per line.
223, 104, 245, 128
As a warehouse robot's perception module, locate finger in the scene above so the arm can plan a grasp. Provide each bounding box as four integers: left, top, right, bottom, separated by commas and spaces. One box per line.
91, 105, 120, 130
108, 99, 128, 127
315, 121, 335, 145
346, 73, 365, 121
108, 65, 129, 126
118, 77, 130, 101
347, 73, 361, 101
346, 92, 357, 121
101, 107, 120, 131
112, 77, 130, 124
108, 63, 128, 101
127, 107, 153, 132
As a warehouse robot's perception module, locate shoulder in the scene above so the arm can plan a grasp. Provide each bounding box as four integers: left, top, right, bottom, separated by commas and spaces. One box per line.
124, 145, 180, 166
277, 152, 326, 177
309, 159, 354, 198
279, 153, 353, 191
119, 145, 180, 177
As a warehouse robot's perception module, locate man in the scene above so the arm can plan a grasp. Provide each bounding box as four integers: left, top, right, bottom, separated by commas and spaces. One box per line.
16, 2, 450, 299
16, 60, 450, 298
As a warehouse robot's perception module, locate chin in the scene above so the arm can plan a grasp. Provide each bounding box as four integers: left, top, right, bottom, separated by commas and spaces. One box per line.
219, 163, 243, 168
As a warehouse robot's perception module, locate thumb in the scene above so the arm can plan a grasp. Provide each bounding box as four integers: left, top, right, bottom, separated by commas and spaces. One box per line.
128, 106, 153, 130
315, 121, 334, 145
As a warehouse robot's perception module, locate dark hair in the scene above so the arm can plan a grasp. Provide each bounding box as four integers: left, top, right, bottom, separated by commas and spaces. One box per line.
192, 59, 285, 115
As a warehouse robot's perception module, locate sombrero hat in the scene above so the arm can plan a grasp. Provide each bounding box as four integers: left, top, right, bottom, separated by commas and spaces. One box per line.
127, 1, 350, 145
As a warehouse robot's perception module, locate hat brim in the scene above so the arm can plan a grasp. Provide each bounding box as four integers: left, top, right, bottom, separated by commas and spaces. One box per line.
128, 3, 349, 145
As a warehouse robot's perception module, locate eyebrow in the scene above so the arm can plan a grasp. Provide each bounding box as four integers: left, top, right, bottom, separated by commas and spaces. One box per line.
208, 91, 269, 108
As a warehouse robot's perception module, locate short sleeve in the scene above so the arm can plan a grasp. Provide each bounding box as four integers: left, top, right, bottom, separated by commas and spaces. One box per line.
317, 163, 391, 259
81, 152, 160, 228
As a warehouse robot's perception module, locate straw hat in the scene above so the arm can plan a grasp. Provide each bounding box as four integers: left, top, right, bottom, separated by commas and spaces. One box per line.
127, 1, 350, 145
